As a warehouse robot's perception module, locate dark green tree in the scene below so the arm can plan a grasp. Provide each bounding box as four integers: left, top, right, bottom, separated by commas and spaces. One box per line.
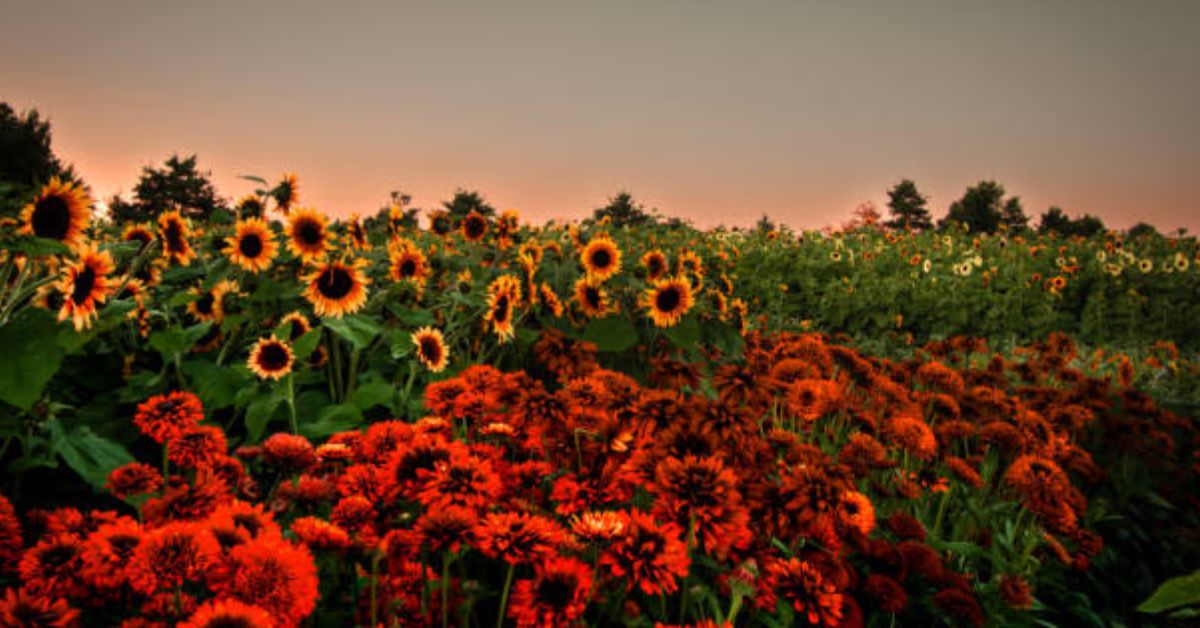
754, 213, 777, 232
1038, 206, 1073, 236
591, 191, 652, 228
110, 154, 227, 222
884, 179, 933, 231
0, 103, 77, 196
1128, 222, 1159, 239
442, 189, 494, 221
1072, 214, 1105, 237
940, 181, 1007, 234
1001, 197, 1029, 232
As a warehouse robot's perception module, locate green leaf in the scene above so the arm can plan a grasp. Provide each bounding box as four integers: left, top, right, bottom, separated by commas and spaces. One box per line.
663, 316, 701, 351
703, 320, 745, 357
390, 328, 415, 359
354, 379, 394, 412
0, 311, 65, 409
291, 329, 323, 361
181, 359, 248, 410
299, 403, 363, 439
48, 420, 134, 489
322, 315, 382, 350
580, 317, 638, 352
386, 303, 436, 327
2, 235, 70, 257
1139, 569, 1200, 614
149, 322, 213, 358
244, 389, 284, 442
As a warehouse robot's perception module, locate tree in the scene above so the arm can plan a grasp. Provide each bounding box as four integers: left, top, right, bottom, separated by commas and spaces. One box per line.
1001, 197, 1029, 232
940, 181, 1008, 234
1128, 222, 1159, 239
441, 189, 494, 221
844, 201, 882, 231
754, 213, 777, 233
884, 179, 932, 231
1038, 207, 1106, 238
110, 154, 227, 222
592, 191, 652, 228
0, 102, 77, 196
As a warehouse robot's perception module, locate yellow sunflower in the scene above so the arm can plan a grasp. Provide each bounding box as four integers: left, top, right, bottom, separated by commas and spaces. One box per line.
279, 311, 312, 341
57, 244, 114, 331
303, 258, 371, 318
121, 223, 155, 250
226, 218, 277, 272
158, 210, 196, 266
274, 172, 299, 214
347, 214, 371, 251
580, 235, 622, 281
187, 280, 238, 323
235, 194, 265, 218
461, 211, 489, 242
388, 240, 430, 286
485, 275, 522, 342
574, 276, 611, 318
19, 177, 92, 250
286, 207, 331, 263
643, 276, 694, 328
641, 250, 668, 281
412, 326, 450, 372
429, 209, 453, 236
539, 282, 564, 318
678, 249, 704, 276
248, 337, 294, 380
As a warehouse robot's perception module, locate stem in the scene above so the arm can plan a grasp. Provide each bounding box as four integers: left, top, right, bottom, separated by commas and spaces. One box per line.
442, 551, 452, 628
931, 487, 951, 539
496, 562, 516, 628
285, 373, 298, 434
370, 550, 382, 628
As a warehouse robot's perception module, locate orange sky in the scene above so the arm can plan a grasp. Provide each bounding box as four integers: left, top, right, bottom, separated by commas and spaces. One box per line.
3, 1, 1198, 231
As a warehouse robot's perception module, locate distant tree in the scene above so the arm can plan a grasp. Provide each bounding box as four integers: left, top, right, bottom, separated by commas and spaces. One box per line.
755, 213, 777, 232
845, 201, 882, 231
1038, 206, 1073, 236
1038, 207, 1106, 237
1127, 222, 1159, 239
592, 191, 652, 228
1001, 197, 1029, 232
940, 181, 1009, 234
884, 179, 933, 231
442, 189, 494, 221
111, 154, 227, 222
0, 102, 77, 196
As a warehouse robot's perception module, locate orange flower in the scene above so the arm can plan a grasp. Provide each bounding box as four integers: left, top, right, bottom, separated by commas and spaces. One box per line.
128, 522, 220, 594
167, 425, 228, 470
836, 491, 876, 537
56, 244, 115, 331
599, 510, 690, 596
19, 176, 91, 250
641, 249, 668, 280
580, 235, 622, 281
476, 511, 567, 565
211, 536, 318, 626
765, 557, 843, 627
180, 599, 275, 628
158, 210, 196, 265
643, 276, 694, 328
0, 588, 79, 628
226, 218, 277, 272
461, 211, 489, 242
286, 207, 331, 263
302, 258, 371, 318
508, 556, 593, 628
412, 326, 450, 372
134, 391, 204, 443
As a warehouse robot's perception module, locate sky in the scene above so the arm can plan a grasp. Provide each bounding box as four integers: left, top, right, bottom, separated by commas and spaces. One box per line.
3, 0, 1199, 231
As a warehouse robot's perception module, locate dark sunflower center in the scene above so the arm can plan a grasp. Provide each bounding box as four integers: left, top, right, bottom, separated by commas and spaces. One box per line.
649, 257, 664, 275
493, 296, 510, 323
288, 320, 307, 340
591, 248, 612, 269
585, 287, 602, 309
72, 266, 97, 305
400, 259, 417, 277
465, 217, 486, 238
655, 286, 682, 313
537, 574, 577, 607
165, 220, 185, 252
195, 293, 215, 315
297, 219, 322, 246
419, 336, 443, 364
257, 342, 291, 371
238, 233, 263, 258
127, 230, 152, 246
202, 615, 256, 628
32, 195, 73, 240
317, 266, 354, 299
433, 216, 451, 235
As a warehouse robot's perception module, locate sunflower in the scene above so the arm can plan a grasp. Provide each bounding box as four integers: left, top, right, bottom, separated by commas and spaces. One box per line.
574, 276, 611, 318
539, 282, 564, 318
158, 210, 196, 265
57, 245, 115, 331
226, 218, 277, 272
580, 235, 622, 281
429, 209, 453, 236
280, 311, 312, 341
248, 337, 294, 380
388, 240, 430, 286
641, 250, 668, 281
643, 276, 694, 328
412, 326, 450, 372
122, 223, 155, 250
287, 207, 331, 263
274, 172, 299, 214
347, 214, 371, 250
678, 249, 704, 276
461, 211, 489, 242
303, 258, 371, 317
235, 194, 265, 218
486, 288, 517, 342
187, 279, 238, 323
19, 176, 91, 250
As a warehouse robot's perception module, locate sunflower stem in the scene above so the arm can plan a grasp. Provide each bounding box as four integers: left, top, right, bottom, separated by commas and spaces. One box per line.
370, 549, 382, 628
285, 373, 298, 434
496, 561, 516, 628
441, 551, 452, 628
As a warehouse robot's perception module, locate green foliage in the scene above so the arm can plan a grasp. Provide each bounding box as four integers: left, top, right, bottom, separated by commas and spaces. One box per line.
0, 102, 77, 199
109, 153, 228, 222
884, 178, 933, 231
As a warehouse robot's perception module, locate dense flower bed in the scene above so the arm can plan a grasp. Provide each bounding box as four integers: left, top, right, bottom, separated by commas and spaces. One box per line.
1, 330, 1194, 626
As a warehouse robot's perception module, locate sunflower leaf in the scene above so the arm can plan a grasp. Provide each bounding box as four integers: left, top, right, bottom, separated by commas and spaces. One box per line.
47, 419, 134, 490
0, 311, 65, 410
323, 315, 382, 351
580, 317, 638, 352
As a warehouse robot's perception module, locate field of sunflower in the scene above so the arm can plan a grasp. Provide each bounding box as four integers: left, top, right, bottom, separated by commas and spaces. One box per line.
0, 175, 1198, 626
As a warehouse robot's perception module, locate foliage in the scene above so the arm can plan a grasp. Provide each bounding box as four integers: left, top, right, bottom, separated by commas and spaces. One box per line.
109, 154, 229, 222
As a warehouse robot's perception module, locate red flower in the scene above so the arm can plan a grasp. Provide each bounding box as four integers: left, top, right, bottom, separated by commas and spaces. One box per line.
863, 573, 908, 613
0, 588, 79, 627
475, 511, 567, 565
178, 598, 274, 628
0, 494, 22, 572
80, 518, 144, 592
127, 522, 220, 594
650, 455, 751, 558
416, 447, 503, 511
19, 535, 84, 598
211, 536, 319, 627
931, 588, 983, 627
262, 433, 318, 471
290, 517, 351, 553
599, 510, 690, 596
167, 425, 228, 470
998, 573, 1034, 609
764, 557, 843, 627
134, 391, 204, 443
105, 462, 163, 499
508, 556, 593, 628
416, 506, 479, 554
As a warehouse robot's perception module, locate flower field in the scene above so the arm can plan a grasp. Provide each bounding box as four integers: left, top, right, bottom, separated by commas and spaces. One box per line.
0, 176, 1198, 626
